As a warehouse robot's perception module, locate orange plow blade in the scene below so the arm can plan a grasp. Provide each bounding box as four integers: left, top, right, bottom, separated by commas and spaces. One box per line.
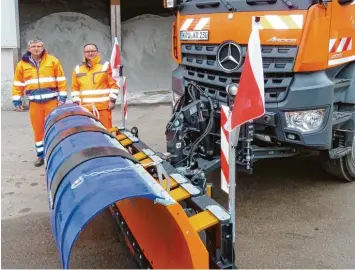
113, 198, 208, 269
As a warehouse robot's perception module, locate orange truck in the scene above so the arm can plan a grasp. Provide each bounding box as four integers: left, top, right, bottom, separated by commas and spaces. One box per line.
164, 0, 355, 182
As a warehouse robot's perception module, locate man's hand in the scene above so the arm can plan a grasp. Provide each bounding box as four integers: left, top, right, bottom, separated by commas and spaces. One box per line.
108, 101, 116, 111
14, 105, 24, 112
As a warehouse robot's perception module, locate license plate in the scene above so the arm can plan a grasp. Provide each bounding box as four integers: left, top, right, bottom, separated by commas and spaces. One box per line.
180, 30, 209, 41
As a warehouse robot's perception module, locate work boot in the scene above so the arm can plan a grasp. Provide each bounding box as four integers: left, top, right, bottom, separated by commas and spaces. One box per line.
34, 157, 44, 167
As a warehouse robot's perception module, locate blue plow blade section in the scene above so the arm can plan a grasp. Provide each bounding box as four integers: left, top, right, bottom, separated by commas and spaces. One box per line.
43, 103, 176, 269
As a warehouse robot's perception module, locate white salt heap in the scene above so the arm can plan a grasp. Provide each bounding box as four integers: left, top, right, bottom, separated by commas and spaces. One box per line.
21, 12, 177, 104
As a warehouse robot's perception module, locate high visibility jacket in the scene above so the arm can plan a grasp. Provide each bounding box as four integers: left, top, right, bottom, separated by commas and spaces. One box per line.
71, 56, 119, 111
12, 50, 67, 107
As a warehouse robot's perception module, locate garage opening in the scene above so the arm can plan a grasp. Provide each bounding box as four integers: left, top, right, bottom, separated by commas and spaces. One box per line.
18, 0, 176, 103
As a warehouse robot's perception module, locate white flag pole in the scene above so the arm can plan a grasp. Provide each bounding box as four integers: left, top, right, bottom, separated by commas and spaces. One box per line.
225, 82, 240, 268
228, 123, 240, 244
227, 107, 240, 269
119, 66, 125, 129
112, 36, 126, 130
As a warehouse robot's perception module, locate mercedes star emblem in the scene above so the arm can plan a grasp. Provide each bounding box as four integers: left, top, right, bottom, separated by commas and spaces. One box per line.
217, 41, 243, 73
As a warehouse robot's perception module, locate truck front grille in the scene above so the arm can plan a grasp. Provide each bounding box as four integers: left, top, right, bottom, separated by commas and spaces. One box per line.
181, 44, 298, 103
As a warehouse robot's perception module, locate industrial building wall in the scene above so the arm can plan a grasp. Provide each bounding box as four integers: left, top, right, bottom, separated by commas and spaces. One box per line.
1, 0, 175, 110
1, 0, 20, 110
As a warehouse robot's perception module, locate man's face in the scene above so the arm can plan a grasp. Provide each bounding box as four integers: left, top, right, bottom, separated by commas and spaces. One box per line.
28, 42, 44, 57
84, 45, 99, 60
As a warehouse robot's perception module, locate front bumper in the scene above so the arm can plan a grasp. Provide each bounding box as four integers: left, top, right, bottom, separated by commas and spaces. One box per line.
172, 66, 334, 150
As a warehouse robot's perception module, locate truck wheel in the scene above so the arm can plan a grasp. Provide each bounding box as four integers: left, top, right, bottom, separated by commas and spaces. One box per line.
321, 140, 355, 182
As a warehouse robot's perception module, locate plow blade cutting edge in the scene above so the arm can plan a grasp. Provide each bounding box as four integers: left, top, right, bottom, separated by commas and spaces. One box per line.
43, 104, 235, 269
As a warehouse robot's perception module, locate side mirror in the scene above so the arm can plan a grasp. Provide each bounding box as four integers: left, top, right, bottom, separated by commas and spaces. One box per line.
164, 0, 177, 8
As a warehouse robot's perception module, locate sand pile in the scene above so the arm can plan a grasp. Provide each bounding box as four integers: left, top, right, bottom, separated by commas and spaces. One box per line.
21, 12, 177, 104
120, 14, 177, 103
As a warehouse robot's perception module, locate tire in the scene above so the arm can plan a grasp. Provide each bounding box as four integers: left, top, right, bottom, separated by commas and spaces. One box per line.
321, 138, 355, 182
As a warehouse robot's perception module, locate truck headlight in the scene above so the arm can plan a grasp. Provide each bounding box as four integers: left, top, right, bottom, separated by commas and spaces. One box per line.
285, 109, 326, 132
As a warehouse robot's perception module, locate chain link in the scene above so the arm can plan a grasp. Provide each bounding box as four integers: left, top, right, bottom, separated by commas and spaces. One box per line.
71, 161, 160, 190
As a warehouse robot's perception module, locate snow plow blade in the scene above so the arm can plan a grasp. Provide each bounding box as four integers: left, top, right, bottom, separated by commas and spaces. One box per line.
44, 104, 235, 269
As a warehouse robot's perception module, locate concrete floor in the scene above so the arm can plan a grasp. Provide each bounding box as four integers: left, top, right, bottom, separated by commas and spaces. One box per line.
2, 105, 355, 269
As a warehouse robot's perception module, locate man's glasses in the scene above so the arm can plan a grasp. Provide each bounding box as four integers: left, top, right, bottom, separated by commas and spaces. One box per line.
84, 50, 98, 54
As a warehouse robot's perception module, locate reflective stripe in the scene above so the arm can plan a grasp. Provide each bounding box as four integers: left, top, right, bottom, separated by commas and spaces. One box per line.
194, 18, 210, 31
72, 96, 81, 102
71, 91, 80, 97
15, 77, 64, 87
36, 141, 43, 146
56, 76, 66, 82
25, 77, 56, 86
255, 15, 304, 30
102, 61, 109, 72
12, 95, 22, 101
82, 96, 110, 103
110, 89, 119, 94
109, 93, 118, 99
28, 92, 58, 100
36, 147, 44, 153
14, 81, 25, 87
180, 18, 194, 31
59, 91, 67, 96
81, 89, 110, 95
329, 37, 353, 53
329, 55, 355, 66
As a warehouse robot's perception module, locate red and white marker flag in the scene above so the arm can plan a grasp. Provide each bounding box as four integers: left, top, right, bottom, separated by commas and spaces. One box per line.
224, 18, 265, 133
110, 37, 128, 125
110, 37, 121, 80
221, 17, 264, 196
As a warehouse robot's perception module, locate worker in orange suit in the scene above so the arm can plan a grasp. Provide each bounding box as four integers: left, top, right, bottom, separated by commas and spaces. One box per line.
71, 43, 119, 129
12, 39, 67, 167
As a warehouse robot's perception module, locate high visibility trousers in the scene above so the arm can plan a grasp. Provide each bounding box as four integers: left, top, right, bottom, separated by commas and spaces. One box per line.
94, 109, 113, 129
29, 99, 58, 158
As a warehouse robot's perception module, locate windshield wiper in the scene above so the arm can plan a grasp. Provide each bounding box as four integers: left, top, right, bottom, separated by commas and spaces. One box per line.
247, 0, 297, 9
195, 0, 220, 8
280, 0, 298, 9
246, 0, 277, 4
196, 0, 236, 11
220, 0, 237, 11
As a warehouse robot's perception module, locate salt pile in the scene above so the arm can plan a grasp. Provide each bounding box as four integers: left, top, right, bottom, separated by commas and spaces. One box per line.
120, 14, 177, 103
21, 12, 177, 104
